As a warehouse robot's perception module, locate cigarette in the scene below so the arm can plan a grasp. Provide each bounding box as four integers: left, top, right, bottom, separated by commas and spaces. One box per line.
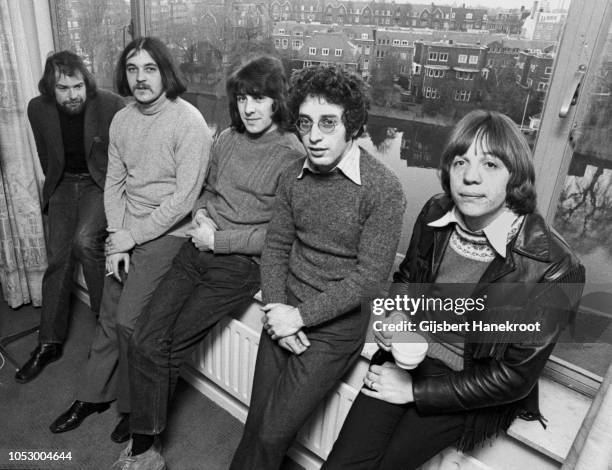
106, 271, 114, 277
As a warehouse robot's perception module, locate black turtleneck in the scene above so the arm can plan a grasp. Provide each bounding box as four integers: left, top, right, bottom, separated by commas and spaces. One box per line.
58, 105, 88, 174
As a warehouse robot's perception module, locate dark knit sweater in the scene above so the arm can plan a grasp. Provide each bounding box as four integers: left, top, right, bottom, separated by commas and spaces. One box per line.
193, 128, 305, 257
261, 147, 406, 327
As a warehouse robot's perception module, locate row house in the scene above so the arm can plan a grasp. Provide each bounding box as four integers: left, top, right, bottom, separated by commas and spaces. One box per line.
521, 8, 566, 41
272, 21, 327, 51
267, 0, 494, 31
412, 40, 488, 103
296, 32, 360, 72
487, 9, 527, 35
515, 51, 554, 93
374, 29, 425, 75
486, 38, 555, 72
341, 25, 375, 76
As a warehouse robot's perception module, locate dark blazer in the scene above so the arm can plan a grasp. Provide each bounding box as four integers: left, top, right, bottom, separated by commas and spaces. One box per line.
27, 89, 125, 211
390, 194, 585, 450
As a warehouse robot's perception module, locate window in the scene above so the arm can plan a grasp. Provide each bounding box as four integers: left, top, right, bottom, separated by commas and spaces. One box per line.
439, 52, 448, 62
281, 39, 288, 48
278, 28, 285, 34
335, 48, 342, 56
393, 39, 400, 46
424, 87, 440, 99
454, 89, 471, 101
530, 64, 537, 72
401, 40, 409, 46
82, 0, 612, 401
322, 48, 329, 56
309, 47, 316, 55
456, 71, 475, 80
362, 33, 369, 39
365, 46, 370, 55
293, 40, 301, 48
527, 77, 533, 87
428, 52, 438, 61
426, 68, 445, 78
468, 55, 479, 64
274, 38, 281, 47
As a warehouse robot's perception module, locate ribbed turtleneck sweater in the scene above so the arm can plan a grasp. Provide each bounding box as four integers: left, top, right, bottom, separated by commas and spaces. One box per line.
105, 94, 212, 244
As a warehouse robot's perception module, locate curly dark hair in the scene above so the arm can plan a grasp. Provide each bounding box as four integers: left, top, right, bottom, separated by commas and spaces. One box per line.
115, 36, 186, 100
226, 55, 291, 132
38, 50, 97, 100
288, 65, 369, 140
439, 109, 537, 214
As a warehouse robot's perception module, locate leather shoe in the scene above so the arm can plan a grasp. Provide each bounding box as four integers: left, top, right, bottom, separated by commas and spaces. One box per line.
15, 343, 63, 383
50, 400, 110, 433
111, 414, 130, 443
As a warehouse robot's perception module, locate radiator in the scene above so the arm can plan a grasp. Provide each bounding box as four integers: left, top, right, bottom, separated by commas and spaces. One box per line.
186, 315, 358, 465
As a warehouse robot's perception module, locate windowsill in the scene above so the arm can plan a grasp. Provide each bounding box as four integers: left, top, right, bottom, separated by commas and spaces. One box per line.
361, 343, 591, 464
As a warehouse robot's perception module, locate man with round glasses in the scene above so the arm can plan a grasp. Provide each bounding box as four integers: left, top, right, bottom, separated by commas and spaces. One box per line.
231, 65, 406, 469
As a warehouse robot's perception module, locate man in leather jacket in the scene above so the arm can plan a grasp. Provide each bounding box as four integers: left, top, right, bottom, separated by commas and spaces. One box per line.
324, 110, 585, 470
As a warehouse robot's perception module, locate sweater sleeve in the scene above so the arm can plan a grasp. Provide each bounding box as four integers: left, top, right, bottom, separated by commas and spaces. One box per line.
214, 147, 305, 256
192, 130, 224, 217
298, 176, 406, 327
130, 110, 213, 244
27, 101, 48, 174
260, 168, 297, 304
104, 116, 127, 229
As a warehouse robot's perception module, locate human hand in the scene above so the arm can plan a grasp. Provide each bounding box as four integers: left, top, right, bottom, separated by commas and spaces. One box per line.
193, 209, 219, 230
361, 362, 414, 404
277, 330, 311, 355
105, 228, 135, 255
374, 310, 407, 351
105, 252, 130, 283
262, 303, 305, 339
186, 222, 216, 251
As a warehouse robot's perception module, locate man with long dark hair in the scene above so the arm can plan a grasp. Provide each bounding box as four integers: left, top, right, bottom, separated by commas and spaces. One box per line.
49, 37, 212, 445
109, 55, 304, 469
16, 51, 124, 384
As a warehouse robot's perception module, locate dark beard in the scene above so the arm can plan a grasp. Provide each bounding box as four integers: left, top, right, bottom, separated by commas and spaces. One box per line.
59, 99, 85, 115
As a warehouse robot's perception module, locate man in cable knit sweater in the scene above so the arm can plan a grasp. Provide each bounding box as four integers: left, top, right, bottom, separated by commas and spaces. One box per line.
109, 56, 305, 468
231, 65, 406, 469
49, 37, 212, 447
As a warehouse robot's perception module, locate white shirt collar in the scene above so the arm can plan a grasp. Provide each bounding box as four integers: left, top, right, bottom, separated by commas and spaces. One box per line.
427, 206, 520, 258
297, 141, 361, 185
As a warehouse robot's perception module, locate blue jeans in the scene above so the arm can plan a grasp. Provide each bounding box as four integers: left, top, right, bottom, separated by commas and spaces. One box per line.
128, 242, 261, 433
40, 173, 106, 344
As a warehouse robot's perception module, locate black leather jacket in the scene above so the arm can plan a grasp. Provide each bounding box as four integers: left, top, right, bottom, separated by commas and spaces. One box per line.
391, 194, 585, 449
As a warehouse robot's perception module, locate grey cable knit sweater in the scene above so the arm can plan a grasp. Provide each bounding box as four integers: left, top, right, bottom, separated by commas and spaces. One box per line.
262, 147, 406, 327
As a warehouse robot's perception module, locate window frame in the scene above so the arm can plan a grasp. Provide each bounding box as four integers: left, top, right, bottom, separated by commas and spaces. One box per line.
57, 0, 610, 398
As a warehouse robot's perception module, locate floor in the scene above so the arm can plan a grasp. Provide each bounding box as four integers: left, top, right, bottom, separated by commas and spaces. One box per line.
0, 296, 303, 470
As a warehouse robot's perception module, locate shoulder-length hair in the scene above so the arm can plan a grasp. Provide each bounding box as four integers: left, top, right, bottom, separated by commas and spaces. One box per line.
288, 65, 369, 141
439, 109, 536, 214
38, 50, 97, 100
226, 55, 291, 132
115, 36, 186, 100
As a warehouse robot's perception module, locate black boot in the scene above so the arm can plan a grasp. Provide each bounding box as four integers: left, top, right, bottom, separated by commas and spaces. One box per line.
15, 343, 63, 383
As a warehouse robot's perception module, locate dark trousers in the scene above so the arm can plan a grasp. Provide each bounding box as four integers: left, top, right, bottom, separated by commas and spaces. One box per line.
128, 242, 261, 434
77, 235, 185, 412
323, 357, 467, 470
40, 174, 106, 344
230, 304, 370, 470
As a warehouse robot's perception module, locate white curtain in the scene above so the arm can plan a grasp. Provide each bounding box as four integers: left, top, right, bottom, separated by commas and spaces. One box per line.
0, 0, 47, 307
